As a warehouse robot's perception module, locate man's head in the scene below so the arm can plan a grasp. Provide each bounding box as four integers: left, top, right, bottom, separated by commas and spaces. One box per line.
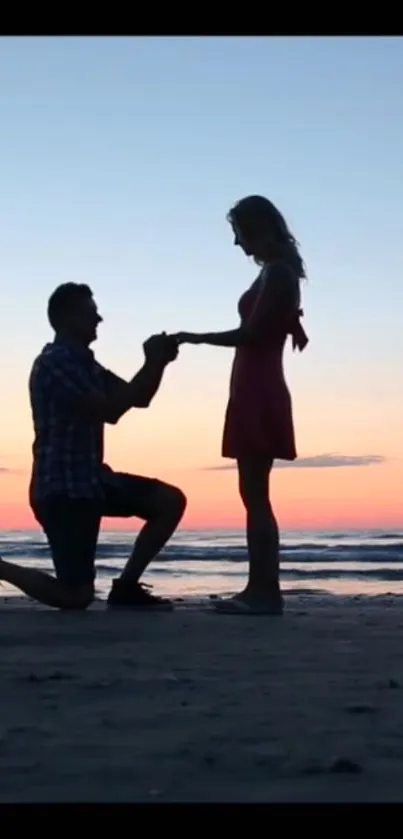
47, 283, 102, 346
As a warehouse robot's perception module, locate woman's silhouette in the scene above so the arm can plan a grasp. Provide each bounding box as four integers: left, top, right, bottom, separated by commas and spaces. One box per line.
175, 196, 308, 614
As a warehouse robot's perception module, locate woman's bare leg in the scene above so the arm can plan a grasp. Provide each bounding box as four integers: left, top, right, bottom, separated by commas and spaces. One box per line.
237, 456, 281, 602
214, 455, 283, 613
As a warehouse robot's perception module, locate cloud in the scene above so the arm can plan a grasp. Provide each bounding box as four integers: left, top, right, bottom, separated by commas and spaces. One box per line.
203, 454, 387, 471
0, 463, 18, 474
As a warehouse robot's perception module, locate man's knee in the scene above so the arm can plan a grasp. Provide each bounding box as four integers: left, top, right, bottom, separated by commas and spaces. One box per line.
59, 584, 94, 611
153, 484, 187, 519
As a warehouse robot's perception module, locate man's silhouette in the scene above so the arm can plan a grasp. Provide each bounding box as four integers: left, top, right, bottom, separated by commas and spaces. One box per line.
0, 283, 186, 609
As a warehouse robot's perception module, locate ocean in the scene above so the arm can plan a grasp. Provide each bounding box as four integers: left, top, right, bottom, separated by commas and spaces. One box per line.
1, 528, 403, 601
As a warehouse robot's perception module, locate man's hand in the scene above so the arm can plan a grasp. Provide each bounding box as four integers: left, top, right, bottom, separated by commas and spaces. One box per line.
143, 332, 179, 365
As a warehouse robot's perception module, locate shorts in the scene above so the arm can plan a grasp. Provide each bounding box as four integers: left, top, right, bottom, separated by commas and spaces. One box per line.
31, 472, 160, 588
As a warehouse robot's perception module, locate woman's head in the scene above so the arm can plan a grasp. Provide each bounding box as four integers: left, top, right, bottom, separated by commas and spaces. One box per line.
227, 195, 306, 279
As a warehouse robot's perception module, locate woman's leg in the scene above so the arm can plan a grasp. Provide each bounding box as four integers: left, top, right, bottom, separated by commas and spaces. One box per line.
238, 455, 279, 594
235, 455, 282, 608
214, 455, 282, 614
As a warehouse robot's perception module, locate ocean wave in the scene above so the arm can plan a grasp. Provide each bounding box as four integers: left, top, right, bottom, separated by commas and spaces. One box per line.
89, 563, 403, 581
1, 538, 403, 564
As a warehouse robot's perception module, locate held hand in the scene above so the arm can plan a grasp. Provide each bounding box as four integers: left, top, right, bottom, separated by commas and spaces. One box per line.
173, 332, 202, 345
143, 332, 179, 364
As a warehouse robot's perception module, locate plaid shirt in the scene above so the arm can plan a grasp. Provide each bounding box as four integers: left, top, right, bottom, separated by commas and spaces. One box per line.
29, 338, 116, 502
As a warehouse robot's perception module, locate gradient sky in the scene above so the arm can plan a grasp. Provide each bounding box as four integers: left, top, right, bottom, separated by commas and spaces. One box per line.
1, 35, 403, 531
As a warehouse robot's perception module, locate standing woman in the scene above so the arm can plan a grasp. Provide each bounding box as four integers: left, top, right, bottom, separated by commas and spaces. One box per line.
175, 195, 308, 615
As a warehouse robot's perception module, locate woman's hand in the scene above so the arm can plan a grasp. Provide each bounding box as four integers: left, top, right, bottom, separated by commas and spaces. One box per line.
172, 332, 202, 345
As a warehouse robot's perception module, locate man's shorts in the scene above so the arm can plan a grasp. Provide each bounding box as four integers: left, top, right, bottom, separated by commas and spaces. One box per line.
31, 472, 160, 588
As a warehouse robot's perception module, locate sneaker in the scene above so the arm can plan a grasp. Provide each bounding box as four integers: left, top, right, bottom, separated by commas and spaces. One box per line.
107, 579, 173, 611
214, 592, 284, 615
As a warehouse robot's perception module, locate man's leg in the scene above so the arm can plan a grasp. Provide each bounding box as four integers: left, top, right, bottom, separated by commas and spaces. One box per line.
0, 497, 100, 610
102, 473, 186, 610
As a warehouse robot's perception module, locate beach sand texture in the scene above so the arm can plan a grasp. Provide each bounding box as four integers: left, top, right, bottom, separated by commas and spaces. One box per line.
1, 593, 403, 802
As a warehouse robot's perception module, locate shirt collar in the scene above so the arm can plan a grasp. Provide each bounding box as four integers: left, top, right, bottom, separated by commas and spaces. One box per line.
52, 336, 94, 360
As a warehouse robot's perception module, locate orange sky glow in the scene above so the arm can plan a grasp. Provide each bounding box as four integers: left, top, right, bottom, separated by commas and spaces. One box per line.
1, 352, 402, 533
1, 458, 402, 532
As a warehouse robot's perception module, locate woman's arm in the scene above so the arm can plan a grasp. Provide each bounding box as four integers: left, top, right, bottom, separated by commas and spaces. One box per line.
176, 328, 242, 348
175, 262, 299, 349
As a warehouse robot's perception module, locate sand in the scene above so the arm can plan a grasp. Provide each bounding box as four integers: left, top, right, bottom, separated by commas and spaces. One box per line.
1, 592, 403, 802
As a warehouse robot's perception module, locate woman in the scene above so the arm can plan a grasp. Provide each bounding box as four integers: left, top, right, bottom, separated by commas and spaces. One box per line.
174, 195, 308, 616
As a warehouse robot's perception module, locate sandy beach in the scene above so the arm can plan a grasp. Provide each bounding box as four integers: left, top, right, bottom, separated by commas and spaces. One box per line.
1, 592, 403, 802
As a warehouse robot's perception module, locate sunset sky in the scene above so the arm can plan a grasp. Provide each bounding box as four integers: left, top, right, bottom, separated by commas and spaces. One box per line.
1, 36, 403, 531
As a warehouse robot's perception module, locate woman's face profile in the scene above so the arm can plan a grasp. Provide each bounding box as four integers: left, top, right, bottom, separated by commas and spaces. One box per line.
231, 222, 253, 257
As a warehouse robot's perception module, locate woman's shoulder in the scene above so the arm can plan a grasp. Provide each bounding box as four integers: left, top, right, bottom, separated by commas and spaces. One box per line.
261, 261, 300, 303
263, 259, 297, 279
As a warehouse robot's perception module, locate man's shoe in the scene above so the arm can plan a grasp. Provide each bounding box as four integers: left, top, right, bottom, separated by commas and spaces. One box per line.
107, 579, 174, 611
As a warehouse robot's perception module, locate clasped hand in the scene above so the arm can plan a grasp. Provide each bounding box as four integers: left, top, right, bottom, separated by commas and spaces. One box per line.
143, 332, 179, 364
143, 330, 202, 365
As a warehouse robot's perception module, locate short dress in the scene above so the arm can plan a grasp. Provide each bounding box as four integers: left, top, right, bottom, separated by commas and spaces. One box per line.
221, 265, 308, 460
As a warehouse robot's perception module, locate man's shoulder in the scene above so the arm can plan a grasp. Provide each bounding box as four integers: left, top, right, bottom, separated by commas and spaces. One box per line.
29, 343, 52, 374
30, 342, 59, 372
33, 341, 67, 361
30, 342, 76, 388
31, 341, 91, 370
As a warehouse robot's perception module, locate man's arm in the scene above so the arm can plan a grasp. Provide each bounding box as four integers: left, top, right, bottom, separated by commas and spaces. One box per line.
100, 358, 170, 424
100, 332, 178, 423
41, 335, 177, 425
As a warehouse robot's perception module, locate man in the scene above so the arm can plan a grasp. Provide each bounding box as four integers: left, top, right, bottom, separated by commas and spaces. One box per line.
0, 283, 186, 610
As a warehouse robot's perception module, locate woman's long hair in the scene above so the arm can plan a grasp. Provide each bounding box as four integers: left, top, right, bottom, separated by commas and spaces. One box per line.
227, 195, 306, 280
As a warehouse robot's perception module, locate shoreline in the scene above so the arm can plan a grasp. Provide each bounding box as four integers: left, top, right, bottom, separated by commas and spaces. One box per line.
1, 593, 403, 802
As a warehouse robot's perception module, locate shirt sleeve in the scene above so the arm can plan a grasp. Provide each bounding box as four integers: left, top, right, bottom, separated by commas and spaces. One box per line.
39, 352, 102, 407
100, 368, 126, 390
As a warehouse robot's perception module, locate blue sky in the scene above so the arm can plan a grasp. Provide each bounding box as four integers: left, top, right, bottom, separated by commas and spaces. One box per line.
1, 36, 403, 469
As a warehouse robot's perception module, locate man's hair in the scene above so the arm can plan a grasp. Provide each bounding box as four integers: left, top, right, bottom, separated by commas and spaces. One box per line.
47, 283, 93, 331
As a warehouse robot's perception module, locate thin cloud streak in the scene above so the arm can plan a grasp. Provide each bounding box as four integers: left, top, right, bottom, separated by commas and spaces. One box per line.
0, 463, 20, 474
203, 454, 387, 471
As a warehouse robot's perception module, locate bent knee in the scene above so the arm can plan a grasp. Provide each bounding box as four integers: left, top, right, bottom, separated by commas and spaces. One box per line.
60, 584, 94, 611
154, 484, 187, 518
